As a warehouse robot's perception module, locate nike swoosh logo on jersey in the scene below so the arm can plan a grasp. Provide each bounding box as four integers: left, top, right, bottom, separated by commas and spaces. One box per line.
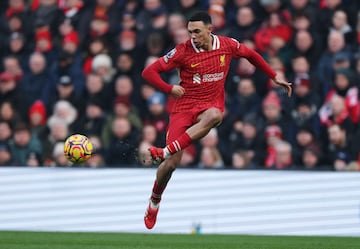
190, 63, 201, 68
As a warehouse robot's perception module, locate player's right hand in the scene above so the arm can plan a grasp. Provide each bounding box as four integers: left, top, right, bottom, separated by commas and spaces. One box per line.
171, 85, 185, 98
272, 78, 292, 97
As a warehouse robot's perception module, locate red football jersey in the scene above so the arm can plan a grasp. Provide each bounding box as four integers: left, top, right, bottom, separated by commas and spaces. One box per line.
157, 35, 276, 113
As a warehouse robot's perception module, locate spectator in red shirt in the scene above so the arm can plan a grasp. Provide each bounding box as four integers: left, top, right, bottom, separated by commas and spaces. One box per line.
254, 10, 293, 53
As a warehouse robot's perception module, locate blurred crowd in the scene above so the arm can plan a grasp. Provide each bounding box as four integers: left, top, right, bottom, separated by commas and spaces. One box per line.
0, 0, 360, 170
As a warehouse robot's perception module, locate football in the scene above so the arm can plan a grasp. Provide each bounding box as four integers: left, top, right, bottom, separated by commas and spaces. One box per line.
64, 134, 93, 163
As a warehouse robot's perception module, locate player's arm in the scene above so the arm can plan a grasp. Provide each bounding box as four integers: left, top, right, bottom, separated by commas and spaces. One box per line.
142, 49, 185, 98
235, 41, 292, 97
142, 59, 173, 94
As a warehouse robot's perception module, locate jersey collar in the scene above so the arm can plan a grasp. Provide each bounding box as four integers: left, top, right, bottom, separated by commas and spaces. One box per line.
191, 34, 220, 53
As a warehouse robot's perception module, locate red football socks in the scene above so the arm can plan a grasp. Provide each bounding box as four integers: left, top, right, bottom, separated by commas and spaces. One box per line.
166, 132, 192, 155
151, 181, 167, 204
150, 133, 193, 203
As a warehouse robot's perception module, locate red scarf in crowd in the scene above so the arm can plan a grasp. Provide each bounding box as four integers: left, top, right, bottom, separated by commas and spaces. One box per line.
30, 0, 40, 11
6, 5, 25, 18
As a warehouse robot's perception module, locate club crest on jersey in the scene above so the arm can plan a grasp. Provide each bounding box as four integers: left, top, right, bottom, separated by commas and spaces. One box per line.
220, 54, 225, 67
163, 48, 176, 63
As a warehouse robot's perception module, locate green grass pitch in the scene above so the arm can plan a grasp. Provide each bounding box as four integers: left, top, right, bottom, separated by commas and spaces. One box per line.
1, 231, 360, 249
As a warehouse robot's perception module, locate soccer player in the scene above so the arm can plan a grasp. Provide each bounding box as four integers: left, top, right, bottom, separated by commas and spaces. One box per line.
141, 11, 292, 229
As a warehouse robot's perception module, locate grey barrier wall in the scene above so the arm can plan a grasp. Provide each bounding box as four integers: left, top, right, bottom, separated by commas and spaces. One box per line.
0, 167, 359, 236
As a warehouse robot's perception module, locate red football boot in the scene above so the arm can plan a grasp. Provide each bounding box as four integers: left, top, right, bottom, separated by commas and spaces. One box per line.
148, 146, 165, 164
144, 201, 159, 229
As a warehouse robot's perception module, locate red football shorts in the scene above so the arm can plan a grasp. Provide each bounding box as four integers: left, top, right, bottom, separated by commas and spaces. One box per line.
166, 110, 202, 144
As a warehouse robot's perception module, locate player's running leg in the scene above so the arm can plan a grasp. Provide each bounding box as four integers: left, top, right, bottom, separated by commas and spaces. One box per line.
145, 108, 223, 229
144, 152, 182, 229
148, 107, 223, 164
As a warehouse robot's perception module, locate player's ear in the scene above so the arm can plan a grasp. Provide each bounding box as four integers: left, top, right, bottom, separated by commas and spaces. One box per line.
207, 24, 213, 32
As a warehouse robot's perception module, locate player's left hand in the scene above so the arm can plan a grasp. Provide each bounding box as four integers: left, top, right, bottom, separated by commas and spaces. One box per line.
272, 78, 292, 97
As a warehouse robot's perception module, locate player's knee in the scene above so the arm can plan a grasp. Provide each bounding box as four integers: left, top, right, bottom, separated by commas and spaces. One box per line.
207, 108, 223, 126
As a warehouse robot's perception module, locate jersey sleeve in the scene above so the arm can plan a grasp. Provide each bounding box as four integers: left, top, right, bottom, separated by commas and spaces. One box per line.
229, 38, 277, 79
141, 44, 185, 94
158, 44, 185, 70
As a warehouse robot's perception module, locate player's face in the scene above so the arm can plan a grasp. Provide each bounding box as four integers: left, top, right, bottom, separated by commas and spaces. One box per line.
188, 21, 212, 49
